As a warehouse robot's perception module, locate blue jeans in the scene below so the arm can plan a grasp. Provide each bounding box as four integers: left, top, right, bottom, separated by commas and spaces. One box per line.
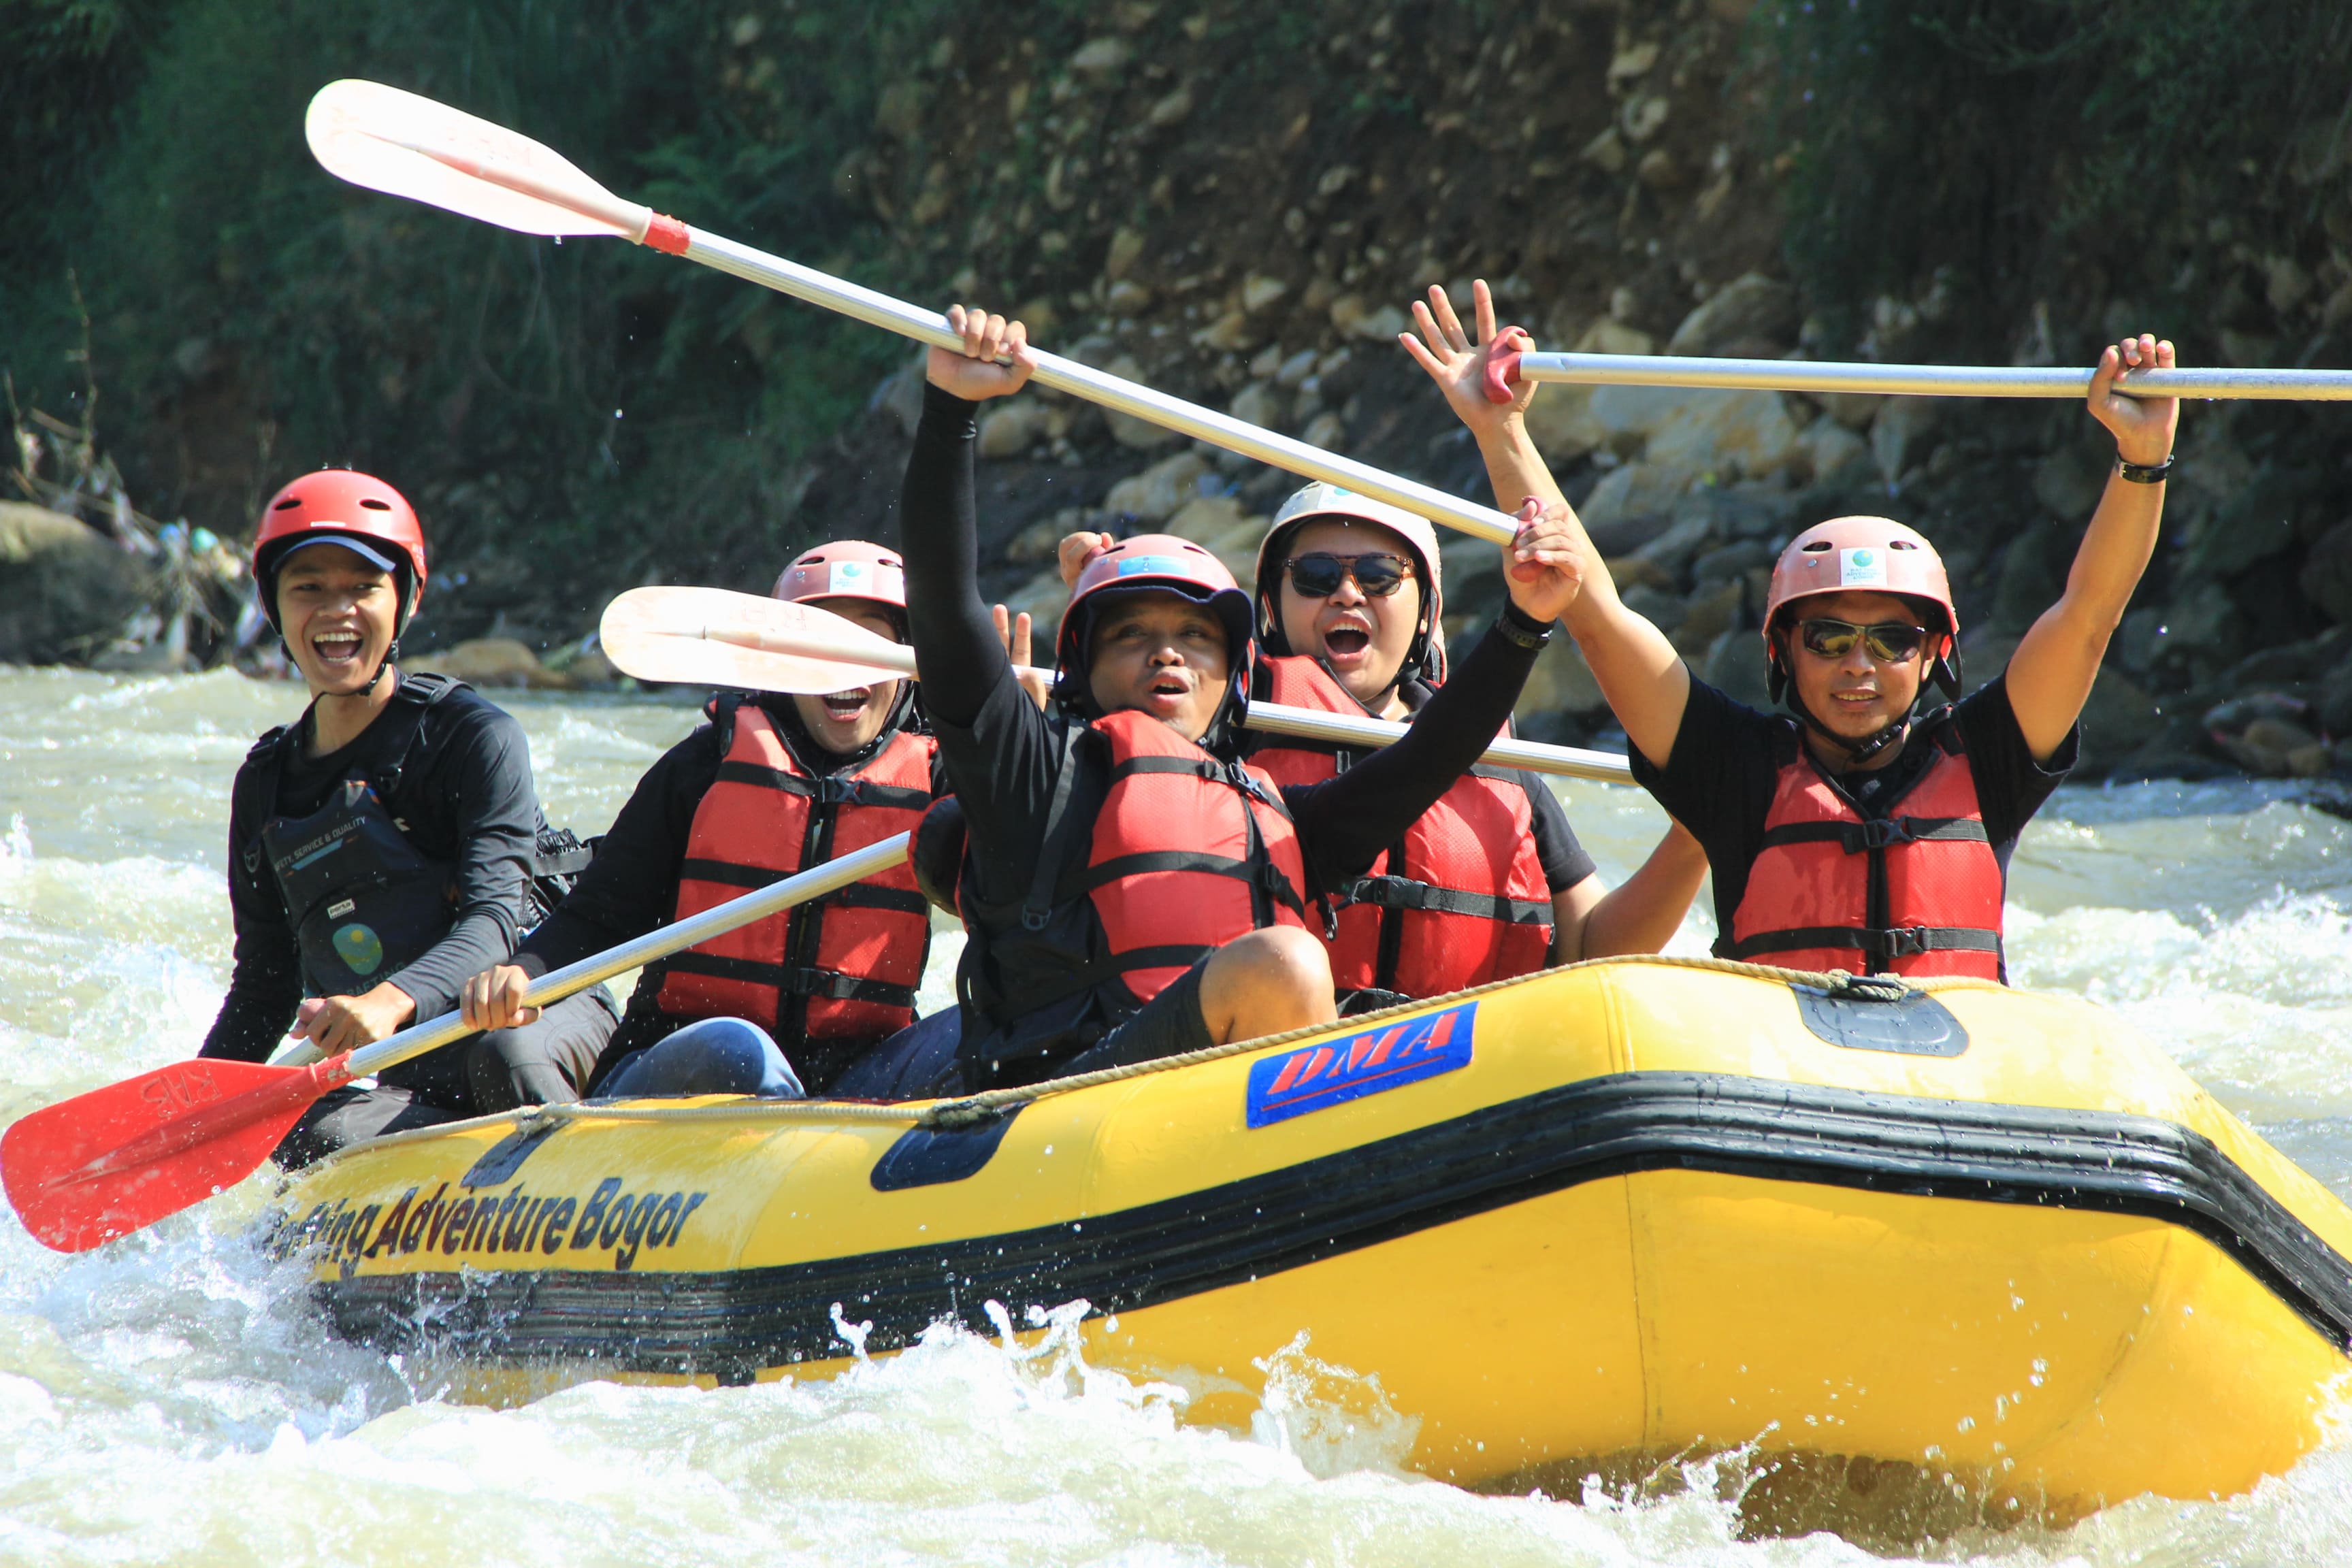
589, 1017, 805, 1100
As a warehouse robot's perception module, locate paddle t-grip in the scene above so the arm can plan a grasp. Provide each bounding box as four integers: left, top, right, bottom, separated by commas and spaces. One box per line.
1482, 327, 1532, 404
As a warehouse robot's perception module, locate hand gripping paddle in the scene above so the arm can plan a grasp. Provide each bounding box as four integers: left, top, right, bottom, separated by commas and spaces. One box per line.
302, 80, 1524, 548
3, 834, 911, 1252
597, 586, 1635, 784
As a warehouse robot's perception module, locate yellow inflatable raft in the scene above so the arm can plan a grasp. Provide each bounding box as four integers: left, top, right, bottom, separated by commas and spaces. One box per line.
273, 958, 2352, 1516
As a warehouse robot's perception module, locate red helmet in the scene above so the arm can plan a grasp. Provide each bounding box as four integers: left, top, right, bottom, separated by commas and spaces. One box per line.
1256, 481, 1448, 684
773, 539, 907, 612
253, 470, 427, 632
1056, 534, 1256, 713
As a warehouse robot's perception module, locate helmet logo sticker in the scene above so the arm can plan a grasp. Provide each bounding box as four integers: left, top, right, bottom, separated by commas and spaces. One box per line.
333, 923, 385, 975
1116, 555, 1190, 576
833, 560, 867, 582
1840, 547, 1886, 588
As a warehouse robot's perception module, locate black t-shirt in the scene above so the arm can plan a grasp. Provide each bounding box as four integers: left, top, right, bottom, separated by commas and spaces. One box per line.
1629, 673, 2077, 938
200, 674, 544, 1062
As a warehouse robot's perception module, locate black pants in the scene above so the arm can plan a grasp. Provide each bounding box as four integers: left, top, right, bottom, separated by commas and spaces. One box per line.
272, 986, 620, 1168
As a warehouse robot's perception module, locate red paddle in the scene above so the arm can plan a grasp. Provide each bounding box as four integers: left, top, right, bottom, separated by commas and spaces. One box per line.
3, 833, 910, 1252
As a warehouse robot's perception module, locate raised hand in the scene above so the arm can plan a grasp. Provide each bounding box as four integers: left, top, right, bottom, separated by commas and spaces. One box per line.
926, 305, 1037, 402
1398, 279, 1536, 443
994, 602, 1051, 707
1056, 529, 1113, 588
1503, 497, 1586, 624
2089, 333, 2178, 468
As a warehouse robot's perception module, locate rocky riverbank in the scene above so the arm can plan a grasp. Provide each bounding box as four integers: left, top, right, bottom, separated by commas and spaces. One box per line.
11, 1, 2350, 785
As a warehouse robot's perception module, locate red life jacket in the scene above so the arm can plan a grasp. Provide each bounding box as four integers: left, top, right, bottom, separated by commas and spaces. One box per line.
1719, 724, 2005, 979
655, 701, 937, 1044
1083, 708, 1313, 1002
1249, 656, 1552, 997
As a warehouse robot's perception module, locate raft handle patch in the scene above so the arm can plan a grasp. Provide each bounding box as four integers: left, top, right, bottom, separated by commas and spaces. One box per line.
462, 1124, 561, 1188
1247, 1000, 1475, 1128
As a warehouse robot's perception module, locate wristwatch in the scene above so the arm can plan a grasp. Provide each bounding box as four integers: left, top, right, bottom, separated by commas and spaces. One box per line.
2117, 453, 2175, 485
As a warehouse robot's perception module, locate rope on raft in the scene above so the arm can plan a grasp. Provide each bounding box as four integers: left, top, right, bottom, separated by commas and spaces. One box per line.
323, 956, 2005, 1161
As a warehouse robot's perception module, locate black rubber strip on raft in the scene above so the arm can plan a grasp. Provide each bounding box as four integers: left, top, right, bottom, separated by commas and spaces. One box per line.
313, 1072, 2352, 1373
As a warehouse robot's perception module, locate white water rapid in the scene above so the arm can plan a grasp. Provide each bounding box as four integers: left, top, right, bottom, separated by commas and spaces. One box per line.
3, 666, 2349, 1565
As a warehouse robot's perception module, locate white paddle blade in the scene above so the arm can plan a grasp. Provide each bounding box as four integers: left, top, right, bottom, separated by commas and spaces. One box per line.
599, 587, 911, 693
306, 80, 644, 240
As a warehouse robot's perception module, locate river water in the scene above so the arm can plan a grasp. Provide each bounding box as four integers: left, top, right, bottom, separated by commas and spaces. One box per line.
2, 665, 2349, 1565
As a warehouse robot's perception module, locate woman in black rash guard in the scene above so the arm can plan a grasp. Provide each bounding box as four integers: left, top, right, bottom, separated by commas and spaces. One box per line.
883, 307, 1585, 1094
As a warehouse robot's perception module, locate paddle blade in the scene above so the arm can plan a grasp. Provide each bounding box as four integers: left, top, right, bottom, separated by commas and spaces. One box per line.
306, 80, 642, 239
3, 1058, 332, 1252
600, 586, 911, 693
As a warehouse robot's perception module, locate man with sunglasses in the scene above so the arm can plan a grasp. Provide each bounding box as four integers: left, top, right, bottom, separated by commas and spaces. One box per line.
1404, 282, 2180, 980
1061, 481, 1705, 1007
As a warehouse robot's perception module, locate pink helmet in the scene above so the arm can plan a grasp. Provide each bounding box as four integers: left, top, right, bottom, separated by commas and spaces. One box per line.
1763, 517, 1957, 635
1255, 482, 1448, 683
1764, 516, 1960, 706
773, 539, 907, 610
1057, 534, 1256, 710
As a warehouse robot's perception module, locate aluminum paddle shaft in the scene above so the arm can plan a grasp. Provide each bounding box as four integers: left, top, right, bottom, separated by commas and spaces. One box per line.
1510, 351, 2352, 402
600, 587, 1637, 784
338, 833, 911, 1082
305, 81, 1518, 546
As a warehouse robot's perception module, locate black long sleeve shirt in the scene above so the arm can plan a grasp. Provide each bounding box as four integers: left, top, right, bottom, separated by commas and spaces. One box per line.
199, 676, 543, 1062
901, 383, 1550, 915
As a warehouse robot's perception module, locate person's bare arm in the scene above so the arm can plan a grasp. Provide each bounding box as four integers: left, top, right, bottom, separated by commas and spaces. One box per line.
1400, 281, 1690, 768
2004, 334, 2179, 762
1555, 821, 1708, 961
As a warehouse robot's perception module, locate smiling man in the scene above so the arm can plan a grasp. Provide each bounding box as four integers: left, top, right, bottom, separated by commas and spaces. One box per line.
199, 470, 616, 1163
888, 306, 1582, 1094
459, 541, 945, 1098
1405, 282, 2180, 980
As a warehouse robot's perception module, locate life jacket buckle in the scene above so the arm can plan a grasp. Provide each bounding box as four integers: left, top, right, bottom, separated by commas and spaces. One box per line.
1876, 926, 1933, 958
810, 776, 859, 806
1842, 817, 1916, 853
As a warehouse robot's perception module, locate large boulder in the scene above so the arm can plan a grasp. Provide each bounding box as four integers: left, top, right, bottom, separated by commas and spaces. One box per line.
1665, 272, 1798, 358
1102, 451, 1211, 525
1589, 384, 1803, 491
0, 502, 144, 665
409, 638, 571, 689
2304, 520, 2352, 623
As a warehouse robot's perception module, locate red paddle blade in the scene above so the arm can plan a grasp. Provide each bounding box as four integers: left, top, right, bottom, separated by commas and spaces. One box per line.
2, 1057, 345, 1253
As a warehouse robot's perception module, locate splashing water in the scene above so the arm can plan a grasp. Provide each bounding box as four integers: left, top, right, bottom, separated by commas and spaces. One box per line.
5, 668, 2352, 1565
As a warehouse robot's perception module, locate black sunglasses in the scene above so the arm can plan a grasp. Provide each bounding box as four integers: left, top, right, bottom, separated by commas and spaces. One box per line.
1796, 618, 1931, 662
1285, 551, 1413, 598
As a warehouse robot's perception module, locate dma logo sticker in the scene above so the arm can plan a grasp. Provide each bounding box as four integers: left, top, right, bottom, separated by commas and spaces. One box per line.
1246, 1000, 1477, 1128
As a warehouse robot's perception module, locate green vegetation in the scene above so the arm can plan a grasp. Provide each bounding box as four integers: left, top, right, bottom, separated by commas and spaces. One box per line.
1, 0, 957, 624
1760, 0, 2352, 359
